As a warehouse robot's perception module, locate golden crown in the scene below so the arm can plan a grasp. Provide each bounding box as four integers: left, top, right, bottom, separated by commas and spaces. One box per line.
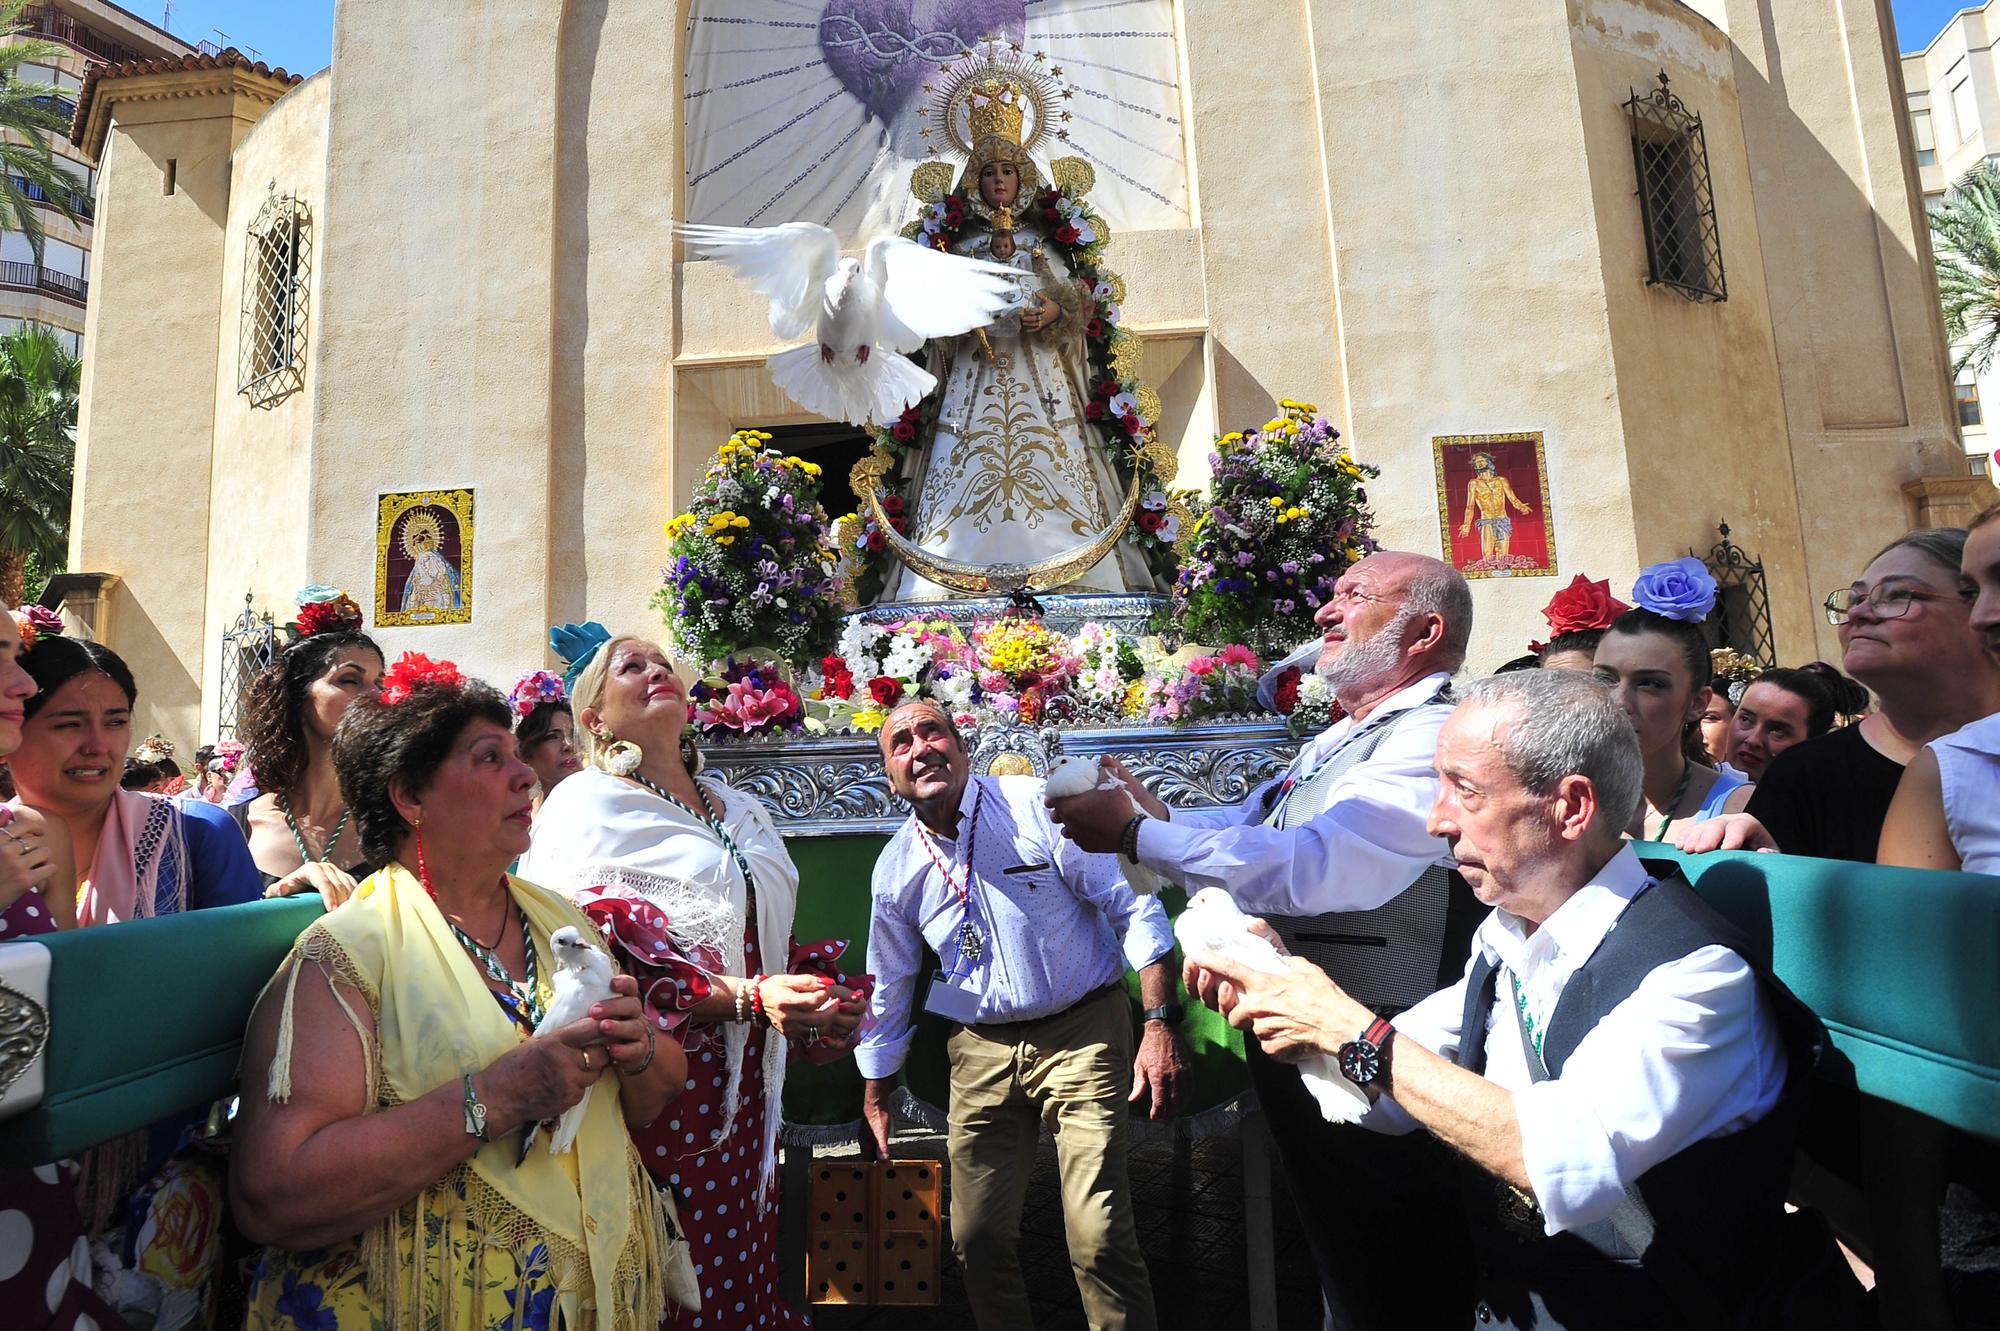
968, 78, 1027, 145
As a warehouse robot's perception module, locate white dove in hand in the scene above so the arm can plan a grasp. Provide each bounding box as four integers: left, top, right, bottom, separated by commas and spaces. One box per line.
677, 221, 1023, 427
520, 926, 617, 1160
1045, 756, 1167, 895
1174, 890, 1371, 1124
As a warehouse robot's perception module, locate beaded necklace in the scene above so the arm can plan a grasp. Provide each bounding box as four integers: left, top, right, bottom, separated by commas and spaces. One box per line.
1652, 760, 1696, 841
278, 793, 349, 865
629, 772, 759, 912
420, 863, 544, 1034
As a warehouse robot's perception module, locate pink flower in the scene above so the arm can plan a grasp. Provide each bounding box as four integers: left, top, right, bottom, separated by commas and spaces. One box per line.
1186, 656, 1216, 676
1218, 644, 1259, 670
703, 679, 800, 731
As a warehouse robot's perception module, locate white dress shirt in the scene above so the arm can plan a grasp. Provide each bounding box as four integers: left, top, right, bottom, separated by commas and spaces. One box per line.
1134, 672, 1455, 915
855, 774, 1174, 1080
1370, 846, 1789, 1236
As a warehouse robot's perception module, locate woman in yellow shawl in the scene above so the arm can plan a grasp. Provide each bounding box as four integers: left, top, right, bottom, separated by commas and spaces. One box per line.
231, 652, 690, 1330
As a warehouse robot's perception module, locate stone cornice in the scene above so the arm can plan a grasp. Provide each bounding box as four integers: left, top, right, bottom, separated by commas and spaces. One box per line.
71, 49, 303, 163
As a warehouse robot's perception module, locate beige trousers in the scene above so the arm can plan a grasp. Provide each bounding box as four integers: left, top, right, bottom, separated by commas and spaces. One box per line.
945, 985, 1158, 1331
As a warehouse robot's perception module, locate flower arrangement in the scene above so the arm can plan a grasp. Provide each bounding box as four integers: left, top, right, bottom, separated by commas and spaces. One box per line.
295, 586, 364, 639
1171, 400, 1380, 655
379, 652, 463, 705
1135, 644, 1262, 725
815, 616, 972, 732
1269, 666, 1344, 738
1630, 557, 1718, 623
691, 658, 809, 737
507, 669, 566, 721
966, 615, 1080, 723
656, 430, 842, 669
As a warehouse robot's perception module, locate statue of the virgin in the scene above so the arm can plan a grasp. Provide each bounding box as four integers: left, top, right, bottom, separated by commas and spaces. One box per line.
880, 75, 1160, 601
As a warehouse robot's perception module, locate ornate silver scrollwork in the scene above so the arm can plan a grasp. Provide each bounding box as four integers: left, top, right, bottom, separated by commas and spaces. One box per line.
0, 975, 51, 1103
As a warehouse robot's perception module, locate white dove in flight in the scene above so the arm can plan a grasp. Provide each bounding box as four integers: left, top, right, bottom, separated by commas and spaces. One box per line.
678, 221, 1025, 427
518, 925, 618, 1161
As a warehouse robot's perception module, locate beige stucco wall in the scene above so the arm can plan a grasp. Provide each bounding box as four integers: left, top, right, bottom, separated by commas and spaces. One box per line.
1570, 0, 1816, 661
1300, 0, 1644, 670
1717, 0, 1962, 661
69, 75, 290, 748
197, 69, 330, 739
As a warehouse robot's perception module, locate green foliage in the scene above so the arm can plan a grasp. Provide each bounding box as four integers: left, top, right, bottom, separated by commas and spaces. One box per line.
1931, 162, 2000, 378
0, 321, 79, 603
0, 0, 88, 266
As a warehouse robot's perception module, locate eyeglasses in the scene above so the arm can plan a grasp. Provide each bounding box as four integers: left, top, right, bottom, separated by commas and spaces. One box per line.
1822, 584, 1961, 626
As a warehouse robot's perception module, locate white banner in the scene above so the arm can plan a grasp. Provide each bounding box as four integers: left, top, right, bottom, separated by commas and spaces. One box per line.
683, 0, 1191, 241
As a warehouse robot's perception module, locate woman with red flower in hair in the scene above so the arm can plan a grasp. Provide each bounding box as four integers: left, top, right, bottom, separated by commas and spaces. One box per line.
1534, 573, 1629, 672
229, 587, 382, 902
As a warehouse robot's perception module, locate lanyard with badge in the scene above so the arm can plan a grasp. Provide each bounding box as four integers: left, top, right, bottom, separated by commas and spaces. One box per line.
918, 782, 986, 1022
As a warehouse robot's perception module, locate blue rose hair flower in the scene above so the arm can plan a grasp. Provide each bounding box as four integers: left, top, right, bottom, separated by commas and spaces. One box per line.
1631, 557, 1718, 623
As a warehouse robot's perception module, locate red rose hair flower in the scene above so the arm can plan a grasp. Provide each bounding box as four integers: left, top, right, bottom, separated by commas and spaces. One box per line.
1540, 575, 1631, 638
380, 651, 465, 705
296, 593, 364, 638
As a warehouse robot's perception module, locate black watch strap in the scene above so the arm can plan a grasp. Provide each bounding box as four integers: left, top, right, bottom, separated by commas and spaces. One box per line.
1141, 1002, 1184, 1027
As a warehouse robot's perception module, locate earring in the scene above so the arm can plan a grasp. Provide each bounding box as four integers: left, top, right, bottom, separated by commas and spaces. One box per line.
602, 734, 643, 777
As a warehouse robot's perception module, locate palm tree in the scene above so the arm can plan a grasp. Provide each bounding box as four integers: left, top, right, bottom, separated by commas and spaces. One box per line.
0, 0, 84, 266
1931, 163, 2000, 377
0, 321, 79, 606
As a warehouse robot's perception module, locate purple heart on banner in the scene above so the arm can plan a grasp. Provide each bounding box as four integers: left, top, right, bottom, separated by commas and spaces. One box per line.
819, 0, 1027, 126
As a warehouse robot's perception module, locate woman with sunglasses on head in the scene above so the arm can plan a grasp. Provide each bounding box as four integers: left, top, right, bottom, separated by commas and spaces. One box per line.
520, 625, 866, 1330
231, 590, 383, 904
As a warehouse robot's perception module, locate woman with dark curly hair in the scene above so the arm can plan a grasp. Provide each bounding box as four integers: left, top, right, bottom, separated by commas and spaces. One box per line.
231, 594, 382, 902
233, 651, 690, 1330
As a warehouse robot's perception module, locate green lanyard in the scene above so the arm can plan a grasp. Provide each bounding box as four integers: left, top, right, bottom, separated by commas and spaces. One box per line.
1509, 969, 1545, 1063
630, 774, 759, 913
278, 793, 349, 864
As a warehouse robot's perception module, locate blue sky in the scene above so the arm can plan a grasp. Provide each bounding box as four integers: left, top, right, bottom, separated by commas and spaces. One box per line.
126, 1, 1983, 84
150, 1, 333, 74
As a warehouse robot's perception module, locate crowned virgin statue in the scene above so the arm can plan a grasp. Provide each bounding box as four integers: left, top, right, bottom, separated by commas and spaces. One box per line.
878, 70, 1162, 602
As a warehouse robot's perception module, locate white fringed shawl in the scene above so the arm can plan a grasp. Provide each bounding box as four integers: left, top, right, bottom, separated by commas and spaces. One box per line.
518, 768, 799, 1209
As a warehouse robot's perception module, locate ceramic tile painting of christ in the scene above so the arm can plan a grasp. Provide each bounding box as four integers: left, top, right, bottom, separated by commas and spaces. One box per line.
1433, 433, 1557, 579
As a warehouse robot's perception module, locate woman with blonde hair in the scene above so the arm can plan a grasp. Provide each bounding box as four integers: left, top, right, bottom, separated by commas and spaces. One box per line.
521, 625, 866, 1329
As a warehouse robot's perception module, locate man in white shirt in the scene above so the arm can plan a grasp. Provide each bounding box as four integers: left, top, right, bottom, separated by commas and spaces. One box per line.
1190, 670, 1816, 1329
856, 700, 1184, 1331
1049, 550, 1484, 1329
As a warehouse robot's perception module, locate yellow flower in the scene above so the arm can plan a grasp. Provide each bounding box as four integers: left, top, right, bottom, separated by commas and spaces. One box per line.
732, 515, 750, 529
716, 535, 735, 546
1268, 496, 1285, 507
1219, 431, 1244, 445
851, 703, 887, 733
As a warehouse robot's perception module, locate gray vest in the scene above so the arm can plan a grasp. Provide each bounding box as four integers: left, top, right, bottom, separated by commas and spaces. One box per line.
1258, 689, 1484, 1012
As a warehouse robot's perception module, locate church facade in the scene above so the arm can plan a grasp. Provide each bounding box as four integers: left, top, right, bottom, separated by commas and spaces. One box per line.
60, 0, 1978, 746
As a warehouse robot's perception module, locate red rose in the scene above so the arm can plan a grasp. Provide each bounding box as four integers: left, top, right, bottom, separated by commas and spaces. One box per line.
1541, 575, 1631, 637
1085, 318, 1106, 340
1273, 666, 1302, 715
1138, 509, 1164, 533
1094, 379, 1118, 399
1042, 206, 1060, 224
1119, 412, 1142, 434
1084, 400, 1107, 421
900, 405, 922, 423
882, 494, 904, 516
929, 233, 951, 251
891, 517, 908, 535
820, 656, 855, 700
868, 676, 903, 707
1055, 224, 1080, 245
891, 419, 917, 443
866, 528, 886, 552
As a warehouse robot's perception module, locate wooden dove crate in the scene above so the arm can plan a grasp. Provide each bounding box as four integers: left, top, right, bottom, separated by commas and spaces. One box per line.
806, 1159, 943, 1307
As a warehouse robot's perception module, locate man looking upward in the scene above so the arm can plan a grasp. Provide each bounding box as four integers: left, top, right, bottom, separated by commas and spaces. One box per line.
856, 700, 1184, 1331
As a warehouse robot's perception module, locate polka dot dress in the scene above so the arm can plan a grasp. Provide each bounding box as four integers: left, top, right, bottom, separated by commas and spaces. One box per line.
642, 922, 807, 1330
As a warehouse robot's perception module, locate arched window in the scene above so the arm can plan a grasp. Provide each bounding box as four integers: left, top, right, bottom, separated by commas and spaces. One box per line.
238, 189, 311, 407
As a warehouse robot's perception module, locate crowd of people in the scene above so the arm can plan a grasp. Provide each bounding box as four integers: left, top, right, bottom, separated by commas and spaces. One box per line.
0, 502, 1996, 1330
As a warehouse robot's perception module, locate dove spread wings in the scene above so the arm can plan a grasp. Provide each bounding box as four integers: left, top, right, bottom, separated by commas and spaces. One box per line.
676, 222, 1024, 425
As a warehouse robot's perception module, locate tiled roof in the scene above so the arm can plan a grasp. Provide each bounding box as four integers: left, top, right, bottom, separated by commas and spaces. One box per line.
70, 47, 304, 148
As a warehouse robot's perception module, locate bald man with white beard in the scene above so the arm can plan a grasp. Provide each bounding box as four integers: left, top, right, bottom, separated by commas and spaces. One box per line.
1050, 551, 1486, 1331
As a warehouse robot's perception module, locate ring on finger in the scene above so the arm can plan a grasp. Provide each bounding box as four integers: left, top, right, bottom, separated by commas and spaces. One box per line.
580, 1049, 592, 1071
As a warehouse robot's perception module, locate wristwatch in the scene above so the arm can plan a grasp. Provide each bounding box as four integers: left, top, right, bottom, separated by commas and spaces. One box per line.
1141, 1002, 1184, 1028
1337, 1016, 1394, 1086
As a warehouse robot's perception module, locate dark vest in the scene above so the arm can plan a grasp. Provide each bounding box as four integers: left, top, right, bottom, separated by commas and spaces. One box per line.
1452, 869, 1824, 1331
1260, 690, 1486, 1012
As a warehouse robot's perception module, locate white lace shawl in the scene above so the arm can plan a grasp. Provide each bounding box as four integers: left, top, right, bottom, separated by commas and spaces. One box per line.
518, 768, 800, 1209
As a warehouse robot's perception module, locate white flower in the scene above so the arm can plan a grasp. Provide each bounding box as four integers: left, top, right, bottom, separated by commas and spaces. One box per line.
883, 637, 931, 679
1142, 490, 1168, 511
1299, 675, 1334, 704
1110, 391, 1138, 420
935, 672, 975, 707
1158, 514, 1180, 541
1092, 279, 1115, 301
1098, 302, 1121, 324
1072, 221, 1098, 246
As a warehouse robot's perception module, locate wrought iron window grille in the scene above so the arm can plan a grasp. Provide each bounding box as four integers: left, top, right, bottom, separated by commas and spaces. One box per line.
217, 593, 278, 740
1626, 71, 1727, 303
238, 187, 311, 408
1693, 521, 1774, 666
